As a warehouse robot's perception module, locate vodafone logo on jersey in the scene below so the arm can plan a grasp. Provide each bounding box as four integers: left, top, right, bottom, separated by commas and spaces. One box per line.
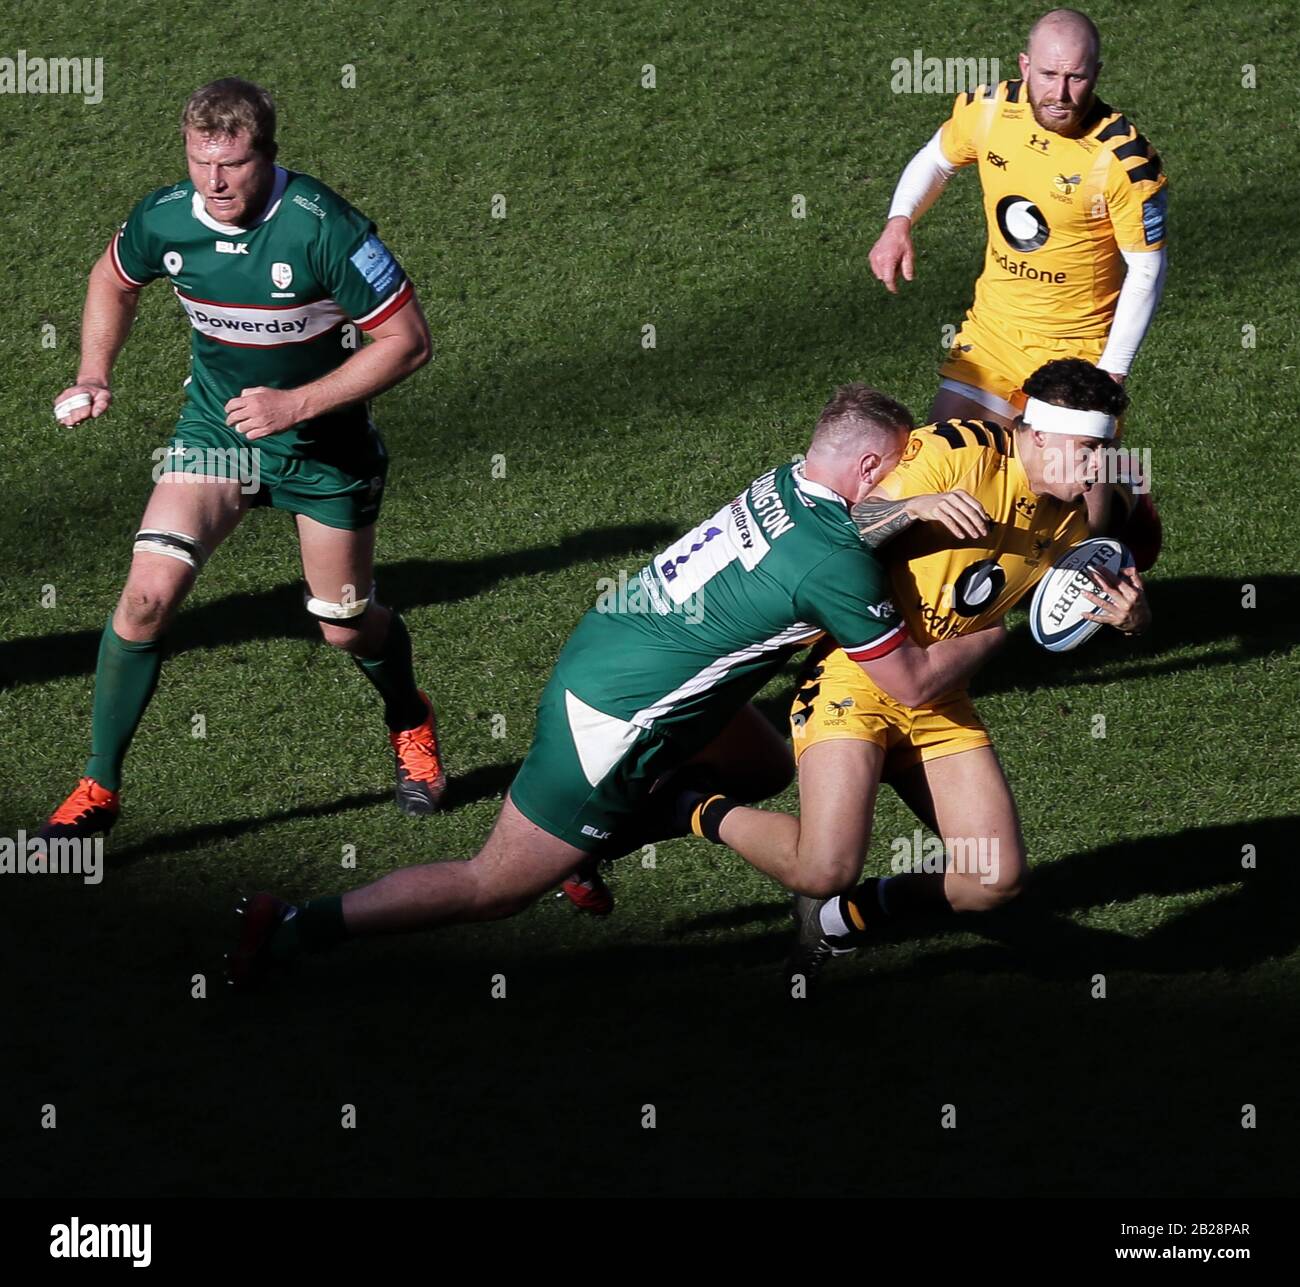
995, 195, 1049, 252
952, 559, 1007, 616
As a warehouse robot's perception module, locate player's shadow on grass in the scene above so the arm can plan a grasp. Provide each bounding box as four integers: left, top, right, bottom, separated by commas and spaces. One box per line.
980, 573, 1299, 694
420, 812, 1296, 989
101, 758, 523, 869
0, 521, 676, 691
859, 813, 1300, 984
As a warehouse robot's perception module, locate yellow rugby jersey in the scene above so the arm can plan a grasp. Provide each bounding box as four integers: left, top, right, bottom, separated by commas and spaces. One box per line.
938, 79, 1168, 339
873, 421, 1089, 646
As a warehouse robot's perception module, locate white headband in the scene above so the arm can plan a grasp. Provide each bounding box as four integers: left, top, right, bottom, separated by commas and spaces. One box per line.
1023, 397, 1118, 441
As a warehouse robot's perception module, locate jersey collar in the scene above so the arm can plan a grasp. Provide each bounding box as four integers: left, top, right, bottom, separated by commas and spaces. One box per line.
190, 165, 289, 234
792, 462, 850, 509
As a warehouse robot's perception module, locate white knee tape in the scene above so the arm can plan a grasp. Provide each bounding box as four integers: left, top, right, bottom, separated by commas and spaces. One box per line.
304, 584, 373, 624
133, 529, 207, 571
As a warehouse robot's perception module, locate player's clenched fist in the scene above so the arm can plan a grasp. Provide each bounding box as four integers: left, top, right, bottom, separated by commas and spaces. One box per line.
904, 488, 991, 541
225, 386, 306, 439
868, 216, 916, 294
53, 381, 111, 426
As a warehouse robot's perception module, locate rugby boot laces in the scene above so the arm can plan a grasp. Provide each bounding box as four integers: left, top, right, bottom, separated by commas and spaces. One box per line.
39, 777, 120, 841
390, 691, 448, 814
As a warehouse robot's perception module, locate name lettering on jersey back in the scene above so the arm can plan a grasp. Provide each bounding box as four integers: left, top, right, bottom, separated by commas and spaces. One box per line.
728, 496, 769, 570
748, 469, 795, 541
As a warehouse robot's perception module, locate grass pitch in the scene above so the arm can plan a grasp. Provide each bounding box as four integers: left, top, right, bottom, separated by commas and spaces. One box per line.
2, 0, 1298, 1197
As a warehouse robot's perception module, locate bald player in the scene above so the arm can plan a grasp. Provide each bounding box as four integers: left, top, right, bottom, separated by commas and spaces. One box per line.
867, 8, 1167, 552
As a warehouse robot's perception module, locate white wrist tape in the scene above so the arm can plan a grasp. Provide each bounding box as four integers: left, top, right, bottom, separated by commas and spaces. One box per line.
1022, 398, 1118, 440
54, 393, 93, 420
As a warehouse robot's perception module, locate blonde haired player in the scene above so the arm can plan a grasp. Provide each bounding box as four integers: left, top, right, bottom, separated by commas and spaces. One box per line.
40, 78, 445, 843
674, 359, 1150, 990
868, 8, 1166, 557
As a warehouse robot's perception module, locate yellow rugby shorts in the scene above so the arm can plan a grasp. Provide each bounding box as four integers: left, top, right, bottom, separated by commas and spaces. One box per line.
938, 312, 1108, 419
788, 639, 991, 775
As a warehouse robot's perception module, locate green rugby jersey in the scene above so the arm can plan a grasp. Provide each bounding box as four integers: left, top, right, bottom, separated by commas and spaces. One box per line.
558, 461, 906, 741
109, 168, 413, 450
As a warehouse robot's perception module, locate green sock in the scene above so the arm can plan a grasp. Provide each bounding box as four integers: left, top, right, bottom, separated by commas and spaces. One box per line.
83, 620, 165, 791
354, 611, 426, 732
291, 896, 348, 953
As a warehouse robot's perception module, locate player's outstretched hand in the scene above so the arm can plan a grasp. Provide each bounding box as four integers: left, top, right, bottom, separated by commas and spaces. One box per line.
905, 488, 991, 541
225, 386, 306, 440
53, 381, 111, 426
868, 216, 915, 294
1082, 565, 1150, 636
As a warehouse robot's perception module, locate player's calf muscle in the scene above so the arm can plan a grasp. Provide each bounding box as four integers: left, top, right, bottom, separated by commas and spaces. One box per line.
718, 807, 861, 896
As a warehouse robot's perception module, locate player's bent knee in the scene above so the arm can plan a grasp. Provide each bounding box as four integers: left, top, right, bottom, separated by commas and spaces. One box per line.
122, 530, 206, 630
791, 848, 863, 899
317, 616, 369, 651
306, 583, 374, 649
970, 856, 1028, 910
119, 572, 189, 632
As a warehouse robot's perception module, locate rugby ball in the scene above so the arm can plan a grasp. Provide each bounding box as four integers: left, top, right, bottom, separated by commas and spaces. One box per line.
1029, 537, 1133, 653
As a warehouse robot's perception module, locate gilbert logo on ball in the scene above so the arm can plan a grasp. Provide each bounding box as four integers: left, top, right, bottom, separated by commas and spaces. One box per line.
1029, 537, 1133, 653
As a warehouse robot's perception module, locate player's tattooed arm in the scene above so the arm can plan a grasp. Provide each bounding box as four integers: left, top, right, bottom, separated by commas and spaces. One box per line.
853, 489, 992, 547
852, 497, 915, 548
